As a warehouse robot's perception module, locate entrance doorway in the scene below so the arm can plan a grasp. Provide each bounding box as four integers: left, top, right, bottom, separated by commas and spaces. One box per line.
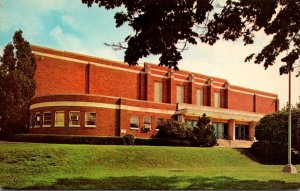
235, 125, 249, 140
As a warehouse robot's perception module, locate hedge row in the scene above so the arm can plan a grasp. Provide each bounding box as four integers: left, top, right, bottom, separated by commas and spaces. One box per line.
1, 134, 191, 147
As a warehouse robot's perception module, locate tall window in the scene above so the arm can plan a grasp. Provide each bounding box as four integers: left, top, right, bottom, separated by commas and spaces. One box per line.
85, 112, 96, 127
196, 89, 203, 105
155, 118, 164, 130
143, 116, 152, 130
130, 116, 139, 129
43, 112, 51, 127
154, 82, 163, 103
34, 113, 41, 128
176, 85, 184, 103
55, 111, 64, 127
69, 112, 80, 127
214, 92, 221, 108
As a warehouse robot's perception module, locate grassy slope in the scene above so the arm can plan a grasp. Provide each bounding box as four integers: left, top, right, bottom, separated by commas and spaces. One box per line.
0, 142, 299, 190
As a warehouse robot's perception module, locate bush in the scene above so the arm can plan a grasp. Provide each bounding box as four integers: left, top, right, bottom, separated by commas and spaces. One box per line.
123, 134, 135, 145
190, 114, 218, 147
5, 134, 125, 145
155, 119, 192, 140
250, 104, 300, 164
156, 114, 217, 147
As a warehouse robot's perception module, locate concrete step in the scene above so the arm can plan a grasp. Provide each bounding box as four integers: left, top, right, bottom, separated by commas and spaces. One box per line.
216, 139, 253, 148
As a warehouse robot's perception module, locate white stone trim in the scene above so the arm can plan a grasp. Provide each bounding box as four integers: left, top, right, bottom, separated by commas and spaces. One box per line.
151, 73, 168, 79
30, 101, 175, 115
174, 78, 189, 82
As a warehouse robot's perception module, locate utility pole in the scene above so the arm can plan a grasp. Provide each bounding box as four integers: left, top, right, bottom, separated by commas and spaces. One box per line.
280, 63, 299, 174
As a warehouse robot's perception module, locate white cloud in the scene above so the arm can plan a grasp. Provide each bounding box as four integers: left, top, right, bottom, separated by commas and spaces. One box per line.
61, 15, 77, 29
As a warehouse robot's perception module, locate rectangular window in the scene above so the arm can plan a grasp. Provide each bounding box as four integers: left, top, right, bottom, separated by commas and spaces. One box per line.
214, 92, 221, 108
155, 118, 164, 130
176, 85, 184, 103
196, 89, 203, 105
154, 82, 163, 103
43, 112, 51, 127
143, 116, 152, 130
30, 114, 34, 129
34, 113, 41, 128
69, 112, 80, 127
55, 112, 65, 127
130, 116, 139, 130
85, 112, 96, 127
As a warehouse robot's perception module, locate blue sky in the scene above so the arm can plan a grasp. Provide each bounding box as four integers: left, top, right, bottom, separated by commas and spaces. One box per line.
0, 0, 299, 107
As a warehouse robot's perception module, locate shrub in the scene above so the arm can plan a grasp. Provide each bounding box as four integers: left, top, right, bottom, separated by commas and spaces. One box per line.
250, 104, 300, 164
155, 119, 192, 140
123, 134, 135, 145
190, 114, 218, 147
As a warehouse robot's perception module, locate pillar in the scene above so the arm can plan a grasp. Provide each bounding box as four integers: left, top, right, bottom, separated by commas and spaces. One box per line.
228, 119, 235, 140
189, 74, 196, 104
249, 121, 256, 141
178, 114, 185, 123
224, 81, 230, 109
168, 70, 176, 104
207, 78, 214, 107
145, 64, 153, 101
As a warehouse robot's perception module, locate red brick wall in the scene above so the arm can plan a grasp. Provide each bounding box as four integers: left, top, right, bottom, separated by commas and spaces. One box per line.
256, 95, 277, 114
229, 90, 254, 112
34, 57, 86, 96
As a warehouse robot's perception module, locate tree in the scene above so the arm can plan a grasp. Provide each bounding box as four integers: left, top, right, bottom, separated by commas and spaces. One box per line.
82, 0, 299, 70
190, 114, 217, 147
250, 103, 300, 164
0, 30, 36, 134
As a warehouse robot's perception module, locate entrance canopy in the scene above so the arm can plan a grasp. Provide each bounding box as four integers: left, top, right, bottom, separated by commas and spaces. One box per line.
175, 103, 264, 122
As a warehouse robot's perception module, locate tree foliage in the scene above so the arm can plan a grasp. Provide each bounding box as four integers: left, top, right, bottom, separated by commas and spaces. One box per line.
82, 0, 300, 70
250, 103, 300, 164
156, 119, 193, 140
190, 114, 217, 147
0, 30, 36, 134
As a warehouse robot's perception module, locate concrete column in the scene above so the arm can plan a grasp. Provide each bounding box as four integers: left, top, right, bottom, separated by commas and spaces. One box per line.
249, 121, 256, 141
228, 119, 236, 140
178, 114, 185, 123
189, 74, 196, 104
168, 70, 176, 104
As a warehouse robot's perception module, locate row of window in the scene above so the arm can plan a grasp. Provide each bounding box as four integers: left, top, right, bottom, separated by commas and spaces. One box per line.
30, 111, 96, 128
154, 82, 221, 108
129, 116, 164, 131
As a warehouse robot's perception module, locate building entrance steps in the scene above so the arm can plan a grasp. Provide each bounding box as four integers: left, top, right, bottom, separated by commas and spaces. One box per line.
216, 139, 254, 148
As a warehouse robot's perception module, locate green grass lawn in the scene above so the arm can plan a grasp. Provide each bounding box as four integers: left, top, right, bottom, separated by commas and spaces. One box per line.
0, 142, 299, 190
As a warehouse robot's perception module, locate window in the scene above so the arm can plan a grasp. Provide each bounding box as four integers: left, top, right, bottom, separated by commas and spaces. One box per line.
155, 118, 164, 130
30, 114, 34, 129
85, 112, 96, 127
130, 116, 139, 130
34, 113, 41, 128
176, 85, 184, 103
69, 112, 80, 127
214, 92, 221, 108
55, 112, 65, 127
196, 89, 203, 105
143, 116, 152, 130
43, 112, 51, 127
213, 122, 225, 139
154, 82, 163, 103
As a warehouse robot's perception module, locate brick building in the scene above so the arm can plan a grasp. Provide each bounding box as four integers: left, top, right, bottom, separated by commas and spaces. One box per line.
29, 45, 279, 141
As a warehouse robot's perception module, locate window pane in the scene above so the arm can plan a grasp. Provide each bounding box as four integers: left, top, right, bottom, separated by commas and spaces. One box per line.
154, 82, 162, 103
34, 113, 41, 127
196, 89, 203, 105
214, 92, 220, 108
130, 116, 139, 129
144, 116, 151, 129
55, 112, 64, 127
156, 118, 164, 130
176, 86, 184, 103
43, 112, 51, 126
85, 112, 96, 126
70, 112, 80, 126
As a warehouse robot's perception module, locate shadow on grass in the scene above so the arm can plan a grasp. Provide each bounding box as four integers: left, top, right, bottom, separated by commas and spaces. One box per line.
5, 176, 300, 190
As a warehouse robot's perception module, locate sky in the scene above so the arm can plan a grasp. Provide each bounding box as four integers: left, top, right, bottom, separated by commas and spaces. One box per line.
0, 0, 299, 108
